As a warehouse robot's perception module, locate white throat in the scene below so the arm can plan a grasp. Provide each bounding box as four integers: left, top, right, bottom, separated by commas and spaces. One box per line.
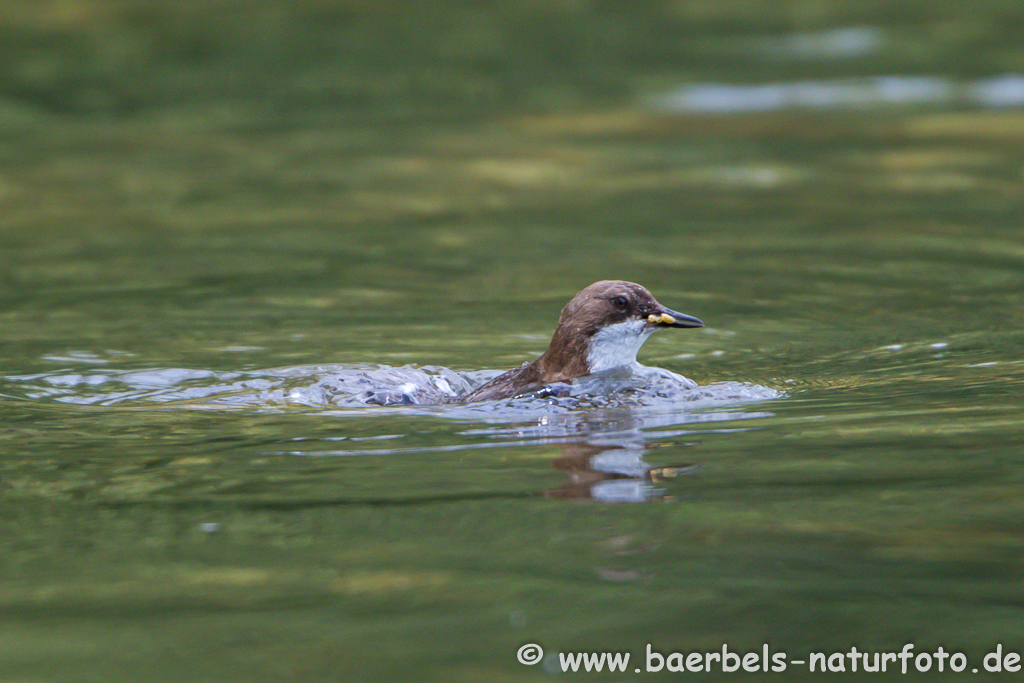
586, 319, 656, 373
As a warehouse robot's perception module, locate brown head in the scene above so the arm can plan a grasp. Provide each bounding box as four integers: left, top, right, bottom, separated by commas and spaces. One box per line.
536, 280, 703, 382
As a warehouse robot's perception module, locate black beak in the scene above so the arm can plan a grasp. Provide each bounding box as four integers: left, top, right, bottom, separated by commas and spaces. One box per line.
647, 306, 704, 329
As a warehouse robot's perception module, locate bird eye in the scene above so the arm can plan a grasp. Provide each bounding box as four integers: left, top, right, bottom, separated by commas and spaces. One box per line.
612, 296, 628, 309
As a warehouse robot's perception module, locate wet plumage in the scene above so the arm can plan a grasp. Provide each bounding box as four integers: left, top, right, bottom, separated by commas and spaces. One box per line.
460, 281, 702, 402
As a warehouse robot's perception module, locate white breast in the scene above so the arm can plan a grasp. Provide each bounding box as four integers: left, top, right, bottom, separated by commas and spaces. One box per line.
586, 319, 656, 373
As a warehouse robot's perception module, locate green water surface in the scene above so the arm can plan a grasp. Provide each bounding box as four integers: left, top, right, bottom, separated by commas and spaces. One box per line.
2, 2, 1024, 681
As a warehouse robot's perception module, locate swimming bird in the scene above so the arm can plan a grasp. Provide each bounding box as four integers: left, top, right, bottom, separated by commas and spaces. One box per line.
461, 280, 703, 402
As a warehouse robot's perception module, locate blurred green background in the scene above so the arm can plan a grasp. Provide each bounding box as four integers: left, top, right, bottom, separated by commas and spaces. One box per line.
2, 1, 1024, 681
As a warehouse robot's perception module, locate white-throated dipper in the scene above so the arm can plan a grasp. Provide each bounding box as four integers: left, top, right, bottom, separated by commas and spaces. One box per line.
461, 280, 703, 402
